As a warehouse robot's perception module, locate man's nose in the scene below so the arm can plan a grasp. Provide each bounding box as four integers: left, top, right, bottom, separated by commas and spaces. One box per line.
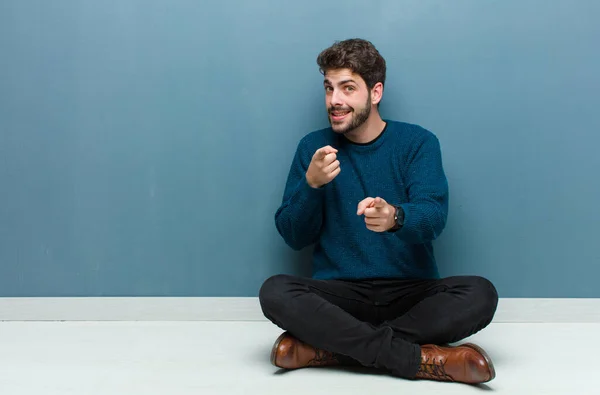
330, 89, 344, 107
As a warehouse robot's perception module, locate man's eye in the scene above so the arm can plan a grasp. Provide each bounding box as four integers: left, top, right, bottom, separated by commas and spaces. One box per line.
325, 86, 333, 92
345, 86, 355, 92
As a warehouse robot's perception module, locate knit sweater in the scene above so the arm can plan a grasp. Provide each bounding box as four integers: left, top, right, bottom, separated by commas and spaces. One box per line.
274, 120, 449, 280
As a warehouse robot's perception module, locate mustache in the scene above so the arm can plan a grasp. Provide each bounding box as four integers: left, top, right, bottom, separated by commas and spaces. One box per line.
329, 106, 353, 113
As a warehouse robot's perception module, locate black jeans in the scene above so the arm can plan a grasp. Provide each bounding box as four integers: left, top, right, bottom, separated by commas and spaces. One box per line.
259, 274, 498, 379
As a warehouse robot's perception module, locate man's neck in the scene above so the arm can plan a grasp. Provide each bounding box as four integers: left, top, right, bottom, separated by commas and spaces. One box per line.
343, 112, 386, 144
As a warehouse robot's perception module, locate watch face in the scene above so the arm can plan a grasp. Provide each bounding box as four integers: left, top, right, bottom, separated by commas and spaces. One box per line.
395, 206, 403, 225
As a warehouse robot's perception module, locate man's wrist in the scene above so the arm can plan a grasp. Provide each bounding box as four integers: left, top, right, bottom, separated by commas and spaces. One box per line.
305, 174, 319, 189
387, 205, 404, 232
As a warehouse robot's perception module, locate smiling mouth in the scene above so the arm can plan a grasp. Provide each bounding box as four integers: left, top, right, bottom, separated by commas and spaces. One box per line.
330, 110, 351, 121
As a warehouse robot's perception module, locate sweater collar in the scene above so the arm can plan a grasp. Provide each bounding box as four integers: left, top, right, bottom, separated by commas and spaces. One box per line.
335, 121, 389, 152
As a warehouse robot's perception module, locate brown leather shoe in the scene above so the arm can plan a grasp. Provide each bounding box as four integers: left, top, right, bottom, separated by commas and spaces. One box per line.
270, 332, 340, 369
416, 343, 495, 384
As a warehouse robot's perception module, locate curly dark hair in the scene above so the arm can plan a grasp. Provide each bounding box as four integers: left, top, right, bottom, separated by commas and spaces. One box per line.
316, 38, 386, 90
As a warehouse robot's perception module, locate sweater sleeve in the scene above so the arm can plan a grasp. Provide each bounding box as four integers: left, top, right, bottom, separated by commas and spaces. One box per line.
274, 140, 325, 250
395, 131, 449, 244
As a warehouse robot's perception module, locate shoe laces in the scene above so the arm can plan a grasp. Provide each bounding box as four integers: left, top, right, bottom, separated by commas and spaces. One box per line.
419, 355, 453, 381
307, 348, 339, 366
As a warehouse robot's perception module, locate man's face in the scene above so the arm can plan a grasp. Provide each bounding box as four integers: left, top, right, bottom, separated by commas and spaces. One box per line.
324, 68, 372, 135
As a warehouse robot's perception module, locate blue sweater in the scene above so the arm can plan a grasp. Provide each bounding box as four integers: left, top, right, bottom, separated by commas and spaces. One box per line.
275, 120, 449, 280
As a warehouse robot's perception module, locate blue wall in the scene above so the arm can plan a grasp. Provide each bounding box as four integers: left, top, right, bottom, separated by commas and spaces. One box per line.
1, 1, 599, 297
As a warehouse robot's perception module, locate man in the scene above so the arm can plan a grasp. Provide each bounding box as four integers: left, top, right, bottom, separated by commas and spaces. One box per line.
259, 38, 498, 384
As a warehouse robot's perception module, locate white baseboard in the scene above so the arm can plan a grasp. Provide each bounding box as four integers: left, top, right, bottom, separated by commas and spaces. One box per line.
1, 297, 599, 323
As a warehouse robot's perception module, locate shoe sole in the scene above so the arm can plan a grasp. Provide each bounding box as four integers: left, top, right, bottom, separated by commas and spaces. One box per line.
461, 343, 496, 382
270, 332, 289, 367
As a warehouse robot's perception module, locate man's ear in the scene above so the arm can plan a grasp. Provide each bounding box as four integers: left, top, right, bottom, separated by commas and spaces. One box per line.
371, 82, 384, 105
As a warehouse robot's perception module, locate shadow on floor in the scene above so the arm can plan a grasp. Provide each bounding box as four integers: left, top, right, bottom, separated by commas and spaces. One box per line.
272, 364, 497, 391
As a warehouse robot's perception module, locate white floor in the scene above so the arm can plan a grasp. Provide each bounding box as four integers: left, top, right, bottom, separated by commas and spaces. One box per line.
0, 321, 597, 395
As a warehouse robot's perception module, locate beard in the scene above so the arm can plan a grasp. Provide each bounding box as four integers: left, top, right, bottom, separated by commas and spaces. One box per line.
328, 93, 372, 135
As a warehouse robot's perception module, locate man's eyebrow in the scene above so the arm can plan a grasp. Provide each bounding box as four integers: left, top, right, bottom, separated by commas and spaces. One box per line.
323, 79, 358, 85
